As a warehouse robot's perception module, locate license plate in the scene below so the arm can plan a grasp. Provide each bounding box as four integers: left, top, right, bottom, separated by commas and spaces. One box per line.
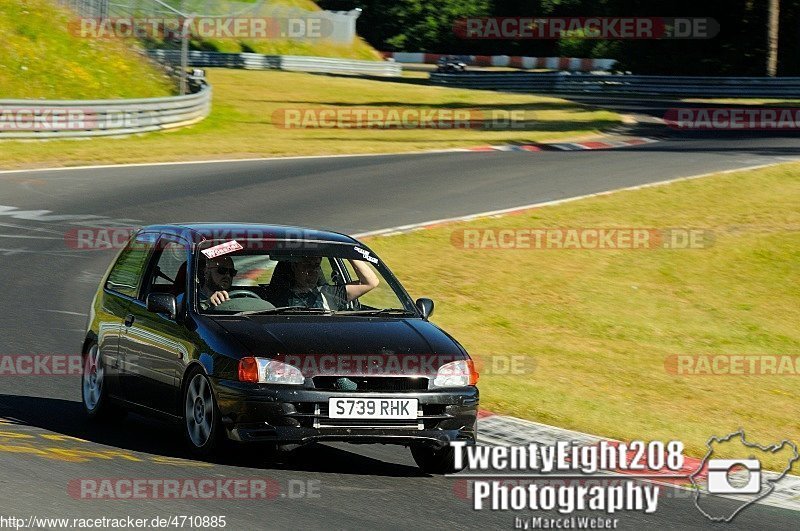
328, 398, 418, 419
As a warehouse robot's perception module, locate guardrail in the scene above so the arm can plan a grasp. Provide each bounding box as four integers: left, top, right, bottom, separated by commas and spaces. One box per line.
148, 50, 402, 77
382, 52, 616, 72
0, 82, 211, 139
429, 72, 800, 98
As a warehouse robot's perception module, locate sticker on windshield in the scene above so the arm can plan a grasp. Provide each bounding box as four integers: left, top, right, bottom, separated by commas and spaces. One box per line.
201, 240, 244, 259
354, 246, 378, 264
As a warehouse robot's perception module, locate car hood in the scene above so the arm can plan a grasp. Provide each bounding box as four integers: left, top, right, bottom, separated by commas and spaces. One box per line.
209, 315, 467, 375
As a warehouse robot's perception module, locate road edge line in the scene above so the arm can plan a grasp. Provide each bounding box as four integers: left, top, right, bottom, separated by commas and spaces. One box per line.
353, 161, 791, 239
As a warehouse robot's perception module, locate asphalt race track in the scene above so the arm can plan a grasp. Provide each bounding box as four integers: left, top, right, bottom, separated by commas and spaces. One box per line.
0, 132, 798, 529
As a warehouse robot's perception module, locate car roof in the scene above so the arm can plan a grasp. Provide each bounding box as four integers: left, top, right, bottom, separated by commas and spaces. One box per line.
138, 223, 360, 245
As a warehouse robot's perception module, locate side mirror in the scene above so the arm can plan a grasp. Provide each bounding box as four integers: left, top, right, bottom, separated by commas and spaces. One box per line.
415, 297, 434, 319
146, 293, 177, 320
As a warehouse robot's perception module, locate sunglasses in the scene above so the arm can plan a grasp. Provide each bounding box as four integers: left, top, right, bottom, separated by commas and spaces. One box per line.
210, 266, 237, 276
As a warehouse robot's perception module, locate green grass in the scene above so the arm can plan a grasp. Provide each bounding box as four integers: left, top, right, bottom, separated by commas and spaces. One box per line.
0, 0, 174, 99
220, 39, 381, 60
364, 162, 800, 470
0, 69, 622, 169
156, 0, 382, 60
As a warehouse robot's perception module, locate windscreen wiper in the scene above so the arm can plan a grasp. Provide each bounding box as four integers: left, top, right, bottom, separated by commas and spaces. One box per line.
234, 306, 332, 316
334, 308, 417, 316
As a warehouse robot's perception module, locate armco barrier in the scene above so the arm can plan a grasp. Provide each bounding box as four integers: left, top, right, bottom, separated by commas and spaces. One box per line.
428, 72, 800, 98
0, 83, 211, 139
382, 52, 616, 72
149, 50, 402, 77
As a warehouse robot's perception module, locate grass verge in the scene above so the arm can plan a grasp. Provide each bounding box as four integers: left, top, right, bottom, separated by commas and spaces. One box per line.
365, 162, 800, 470
156, 0, 381, 60
0, 69, 622, 169
0, 0, 174, 99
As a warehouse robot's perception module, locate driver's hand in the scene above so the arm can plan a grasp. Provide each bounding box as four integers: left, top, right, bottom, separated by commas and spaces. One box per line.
209, 291, 230, 306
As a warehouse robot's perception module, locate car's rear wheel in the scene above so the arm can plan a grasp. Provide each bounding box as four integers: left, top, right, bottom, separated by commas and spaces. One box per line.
82, 343, 124, 421
183, 370, 222, 457
410, 443, 464, 474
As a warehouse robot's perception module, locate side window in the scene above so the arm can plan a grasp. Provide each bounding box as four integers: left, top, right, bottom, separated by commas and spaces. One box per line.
321, 257, 336, 284
341, 259, 399, 309
105, 232, 158, 298
144, 238, 189, 298
156, 244, 186, 283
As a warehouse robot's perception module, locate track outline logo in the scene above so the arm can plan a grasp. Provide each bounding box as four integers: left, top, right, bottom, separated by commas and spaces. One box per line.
690, 429, 799, 522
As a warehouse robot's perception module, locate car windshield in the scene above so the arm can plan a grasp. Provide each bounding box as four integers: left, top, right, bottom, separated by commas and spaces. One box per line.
194, 239, 417, 315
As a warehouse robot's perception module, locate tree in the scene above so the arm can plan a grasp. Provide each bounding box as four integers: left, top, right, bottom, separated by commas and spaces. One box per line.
343, 0, 491, 52
320, 0, 800, 75
767, 0, 779, 76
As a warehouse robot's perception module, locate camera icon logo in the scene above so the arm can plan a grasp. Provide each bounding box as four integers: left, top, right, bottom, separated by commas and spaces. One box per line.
706, 459, 762, 494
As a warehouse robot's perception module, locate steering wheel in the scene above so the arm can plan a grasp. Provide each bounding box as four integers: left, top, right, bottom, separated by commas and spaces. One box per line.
227, 290, 261, 299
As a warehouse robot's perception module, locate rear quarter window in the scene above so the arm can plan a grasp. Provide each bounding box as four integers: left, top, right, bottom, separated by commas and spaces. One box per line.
105, 232, 158, 298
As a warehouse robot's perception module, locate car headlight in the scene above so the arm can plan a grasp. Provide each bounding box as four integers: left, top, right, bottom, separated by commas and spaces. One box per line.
432, 359, 479, 388
238, 357, 304, 385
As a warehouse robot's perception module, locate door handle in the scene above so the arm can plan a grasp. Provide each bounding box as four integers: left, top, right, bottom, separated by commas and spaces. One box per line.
124, 314, 135, 327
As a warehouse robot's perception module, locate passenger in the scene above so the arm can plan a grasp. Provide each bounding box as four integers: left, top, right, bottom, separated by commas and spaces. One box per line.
288, 256, 379, 310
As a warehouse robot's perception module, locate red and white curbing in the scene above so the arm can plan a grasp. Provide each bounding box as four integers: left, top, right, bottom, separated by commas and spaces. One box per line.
463, 136, 659, 152
464, 144, 544, 152
382, 52, 616, 72
476, 410, 800, 513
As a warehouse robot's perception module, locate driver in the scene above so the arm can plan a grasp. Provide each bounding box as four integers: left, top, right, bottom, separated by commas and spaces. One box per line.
201, 255, 238, 308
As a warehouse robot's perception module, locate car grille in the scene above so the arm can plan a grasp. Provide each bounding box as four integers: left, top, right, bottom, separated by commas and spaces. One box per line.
312, 376, 429, 392
316, 418, 422, 429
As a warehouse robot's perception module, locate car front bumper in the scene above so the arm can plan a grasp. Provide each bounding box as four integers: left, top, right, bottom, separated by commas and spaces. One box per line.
214, 379, 478, 448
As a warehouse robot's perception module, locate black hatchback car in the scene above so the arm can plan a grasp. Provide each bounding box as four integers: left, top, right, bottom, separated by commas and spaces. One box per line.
82, 224, 478, 473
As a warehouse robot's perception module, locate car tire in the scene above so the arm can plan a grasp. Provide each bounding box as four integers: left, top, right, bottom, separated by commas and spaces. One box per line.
82, 343, 125, 421
410, 443, 464, 474
182, 369, 223, 457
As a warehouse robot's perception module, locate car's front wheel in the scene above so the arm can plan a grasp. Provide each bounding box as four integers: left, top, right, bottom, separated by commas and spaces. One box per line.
82, 343, 126, 421
410, 443, 465, 474
183, 370, 223, 457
